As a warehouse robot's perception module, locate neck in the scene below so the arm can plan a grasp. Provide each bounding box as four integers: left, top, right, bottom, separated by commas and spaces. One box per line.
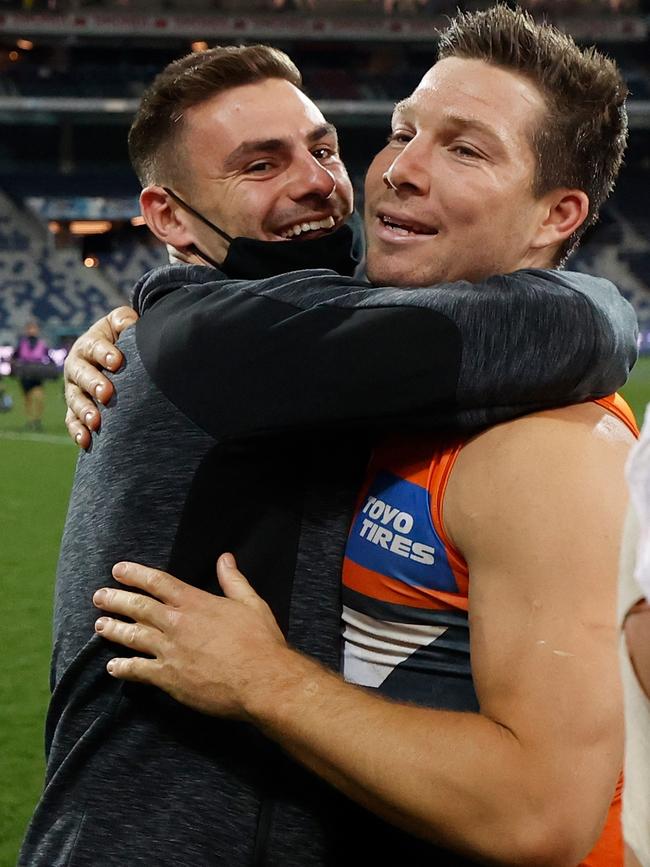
168, 245, 219, 268
519, 247, 559, 272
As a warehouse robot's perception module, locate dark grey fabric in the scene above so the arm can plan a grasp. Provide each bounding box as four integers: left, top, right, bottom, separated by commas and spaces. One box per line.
133, 266, 637, 441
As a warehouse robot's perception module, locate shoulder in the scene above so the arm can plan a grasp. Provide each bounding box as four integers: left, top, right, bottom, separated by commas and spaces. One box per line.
444, 403, 635, 558
460, 401, 634, 473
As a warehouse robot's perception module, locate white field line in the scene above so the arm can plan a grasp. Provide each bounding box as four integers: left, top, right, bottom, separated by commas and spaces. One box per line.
0, 431, 72, 446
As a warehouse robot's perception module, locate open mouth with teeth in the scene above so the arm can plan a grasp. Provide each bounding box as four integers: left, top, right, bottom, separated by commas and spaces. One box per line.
279, 215, 337, 240
379, 214, 438, 237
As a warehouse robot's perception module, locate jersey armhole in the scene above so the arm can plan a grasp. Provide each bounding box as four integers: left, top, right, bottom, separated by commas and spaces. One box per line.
427, 444, 469, 589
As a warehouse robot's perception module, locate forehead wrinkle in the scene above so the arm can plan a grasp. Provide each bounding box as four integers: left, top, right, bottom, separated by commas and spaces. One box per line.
393, 88, 520, 157
442, 112, 510, 151
221, 122, 337, 173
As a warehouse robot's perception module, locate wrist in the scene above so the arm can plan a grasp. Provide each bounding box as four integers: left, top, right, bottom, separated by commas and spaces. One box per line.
241, 645, 328, 730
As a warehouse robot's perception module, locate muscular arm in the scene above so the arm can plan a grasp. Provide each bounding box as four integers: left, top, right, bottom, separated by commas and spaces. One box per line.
96, 404, 633, 864
65, 266, 636, 445
135, 267, 637, 441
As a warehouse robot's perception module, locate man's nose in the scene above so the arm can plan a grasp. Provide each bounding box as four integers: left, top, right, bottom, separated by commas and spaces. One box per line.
383, 138, 430, 196
288, 153, 337, 201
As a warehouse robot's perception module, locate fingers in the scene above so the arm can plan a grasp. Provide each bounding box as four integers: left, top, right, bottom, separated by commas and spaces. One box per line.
63, 341, 115, 445
64, 355, 114, 409
107, 306, 139, 341
93, 585, 171, 631
95, 615, 164, 656
64, 379, 102, 438
106, 655, 159, 684
74, 306, 137, 369
216, 553, 259, 605
111, 561, 186, 607
62, 306, 138, 444
78, 332, 123, 373
65, 407, 92, 449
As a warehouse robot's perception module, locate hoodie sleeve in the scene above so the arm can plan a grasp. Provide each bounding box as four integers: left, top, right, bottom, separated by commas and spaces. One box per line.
134, 265, 638, 440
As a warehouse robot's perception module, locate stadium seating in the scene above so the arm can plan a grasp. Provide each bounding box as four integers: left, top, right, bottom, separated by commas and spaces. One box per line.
0, 190, 166, 344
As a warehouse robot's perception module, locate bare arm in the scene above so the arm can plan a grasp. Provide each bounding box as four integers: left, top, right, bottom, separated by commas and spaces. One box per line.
63, 306, 138, 446
441, 405, 632, 861
93, 404, 632, 864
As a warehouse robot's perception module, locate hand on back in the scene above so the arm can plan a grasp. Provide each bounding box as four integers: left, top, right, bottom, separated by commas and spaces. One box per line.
64, 306, 138, 448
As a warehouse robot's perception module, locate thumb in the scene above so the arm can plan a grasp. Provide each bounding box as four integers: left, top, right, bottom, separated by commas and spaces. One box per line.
216, 553, 257, 603
109, 305, 139, 335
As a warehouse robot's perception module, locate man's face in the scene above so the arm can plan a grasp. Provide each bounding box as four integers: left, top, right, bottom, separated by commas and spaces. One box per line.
364, 57, 553, 287
171, 78, 354, 262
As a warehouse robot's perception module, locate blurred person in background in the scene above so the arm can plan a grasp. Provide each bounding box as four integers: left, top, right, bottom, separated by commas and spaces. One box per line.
13, 321, 50, 432
37, 7, 638, 867
619, 425, 650, 867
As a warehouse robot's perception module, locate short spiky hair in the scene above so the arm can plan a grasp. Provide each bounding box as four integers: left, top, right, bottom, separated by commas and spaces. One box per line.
128, 44, 302, 188
438, 5, 628, 260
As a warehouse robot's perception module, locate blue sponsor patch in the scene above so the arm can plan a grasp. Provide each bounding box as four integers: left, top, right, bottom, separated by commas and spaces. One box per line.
346, 471, 458, 593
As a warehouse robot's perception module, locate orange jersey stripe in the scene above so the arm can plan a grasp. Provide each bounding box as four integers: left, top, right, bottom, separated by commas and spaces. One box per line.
344, 558, 467, 611
594, 393, 639, 437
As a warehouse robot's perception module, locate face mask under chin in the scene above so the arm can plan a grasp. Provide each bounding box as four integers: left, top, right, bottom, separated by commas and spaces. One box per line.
218, 222, 361, 279
162, 187, 362, 279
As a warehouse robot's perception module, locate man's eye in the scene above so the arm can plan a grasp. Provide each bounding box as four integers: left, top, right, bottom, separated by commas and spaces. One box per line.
312, 146, 335, 161
387, 132, 412, 146
451, 144, 481, 159
247, 162, 274, 173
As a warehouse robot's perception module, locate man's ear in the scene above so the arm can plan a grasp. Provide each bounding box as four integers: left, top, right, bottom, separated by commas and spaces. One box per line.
530, 188, 590, 252
140, 186, 196, 250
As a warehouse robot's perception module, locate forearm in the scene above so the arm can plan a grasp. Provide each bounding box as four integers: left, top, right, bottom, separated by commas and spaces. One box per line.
97, 559, 615, 864
140, 269, 636, 440
245, 648, 579, 865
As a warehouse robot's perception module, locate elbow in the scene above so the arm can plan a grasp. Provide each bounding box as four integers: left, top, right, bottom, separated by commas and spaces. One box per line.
502, 813, 599, 867
417, 805, 600, 866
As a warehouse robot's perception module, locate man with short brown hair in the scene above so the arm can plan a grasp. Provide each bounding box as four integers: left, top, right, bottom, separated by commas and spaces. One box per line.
128, 44, 303, 190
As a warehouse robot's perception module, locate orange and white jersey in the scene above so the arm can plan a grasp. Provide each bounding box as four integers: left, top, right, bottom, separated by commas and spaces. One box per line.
342, 430, 476, 710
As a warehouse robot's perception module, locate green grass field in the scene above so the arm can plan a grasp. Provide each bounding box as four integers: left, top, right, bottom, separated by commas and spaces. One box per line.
2, 362, 650, 866
1, 378, 77, 866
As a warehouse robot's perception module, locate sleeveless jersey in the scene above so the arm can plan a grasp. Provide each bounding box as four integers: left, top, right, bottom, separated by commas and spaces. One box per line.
16, 336, 49, 363
342, 394, 639, 865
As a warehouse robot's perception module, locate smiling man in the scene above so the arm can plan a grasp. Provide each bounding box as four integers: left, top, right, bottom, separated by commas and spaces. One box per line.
366, 62, 560, 286
126, 56, 354, 271
23, 14, 639, 867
